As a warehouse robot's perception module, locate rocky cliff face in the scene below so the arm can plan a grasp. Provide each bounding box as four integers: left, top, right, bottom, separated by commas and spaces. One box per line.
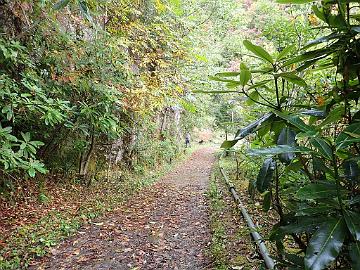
0, 1, 26, 36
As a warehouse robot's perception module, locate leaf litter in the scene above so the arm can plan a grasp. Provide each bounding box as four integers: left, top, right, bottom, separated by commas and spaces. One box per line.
30, 147, 216, 270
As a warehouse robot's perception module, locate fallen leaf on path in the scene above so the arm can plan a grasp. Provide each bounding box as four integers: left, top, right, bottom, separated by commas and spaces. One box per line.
77, 256, 89, 262
49, 248, 60, 255
93, 222, 104, 226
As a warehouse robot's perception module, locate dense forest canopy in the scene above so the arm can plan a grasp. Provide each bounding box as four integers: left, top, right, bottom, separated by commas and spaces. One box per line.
1, 0, 360, 269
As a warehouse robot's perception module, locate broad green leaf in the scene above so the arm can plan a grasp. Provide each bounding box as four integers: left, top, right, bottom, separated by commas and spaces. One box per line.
226, 81, 242, 88
277, 127, 297, 164
270, 216, 328, 241
20, 142, 27, 150
215, 72, 241, 77
312, 5, 326, 22
349, 242, 360, 270
234, 113, 274, 140
302, 33, 341, 50
209, 75, 238, 83
344, 211, 360, 241
319, 106, 344, 128
343, 160, 359, 183
221, 140, 237, 149
263, 191, 271, 211
240, 63, 249, 70
180, 100, 197, 113
277, 72, 307, 87
336, 122, 360, 149
249, 145, 311, 156
245, 90, 259, 105
277, 45, 296, 61
285, 160, 303, 172
313, 157, 334, 177
221, 113, 273, 149
301, 109, 326, 118
34, 163, 48, 174
256, 158, 275, 193
257, 122, 272, 137
243, 40, 274, 64
250, 67, 273, 73
305, 218, 346, 270
345, 132, 360, 138
240, 69, 251, 86
277, 127, 296, 146
271, 121, 287, 137
274, 111, 317, 134
28, 167, 36, 177
247, 79, 272, 91
310, 138, 333, 160
21, 132, 31, 142
296, 183, 339, 200
283, 48, 330, 67
295, 205, 334, 217
327, 14, 347, 28
352, 26, 360, 33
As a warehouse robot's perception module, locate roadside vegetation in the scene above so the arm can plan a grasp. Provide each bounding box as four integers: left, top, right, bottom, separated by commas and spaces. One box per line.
211, 0, 360, 269
208, 170, 228, 270
1, 0, 359, 269
208, 157, 268, 270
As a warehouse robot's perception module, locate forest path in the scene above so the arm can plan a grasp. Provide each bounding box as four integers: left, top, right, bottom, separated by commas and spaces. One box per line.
33, 147, 216, 270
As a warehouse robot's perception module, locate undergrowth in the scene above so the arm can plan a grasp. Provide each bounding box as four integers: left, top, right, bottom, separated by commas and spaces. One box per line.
207, 166, 228, 270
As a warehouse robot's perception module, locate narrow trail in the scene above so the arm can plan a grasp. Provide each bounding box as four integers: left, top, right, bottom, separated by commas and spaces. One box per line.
33, 147, 216, 270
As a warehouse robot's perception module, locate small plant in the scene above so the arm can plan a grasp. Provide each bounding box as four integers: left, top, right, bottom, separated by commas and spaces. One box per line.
207, 176, 229, 269
38, 193, 50, 204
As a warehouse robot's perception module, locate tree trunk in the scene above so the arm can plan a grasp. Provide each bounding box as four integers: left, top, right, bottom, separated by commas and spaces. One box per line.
79, 131, 95, 184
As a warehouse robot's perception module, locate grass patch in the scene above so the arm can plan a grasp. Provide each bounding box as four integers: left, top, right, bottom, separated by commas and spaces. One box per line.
207, 167, 228, 270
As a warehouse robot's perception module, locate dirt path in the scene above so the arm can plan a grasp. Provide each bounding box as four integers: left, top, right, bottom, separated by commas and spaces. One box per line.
32, 147, 216, 270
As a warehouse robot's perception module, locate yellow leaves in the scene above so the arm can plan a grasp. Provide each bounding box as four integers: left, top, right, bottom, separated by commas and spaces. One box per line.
194, 54, 209, 63
175, 85, 184, 94
121, 85, 162, 114
154, 0, 166, 13
317, 96, 325, 106
157, 59, 168, 69
119, 69, 183, 115
308, 14, 319, 26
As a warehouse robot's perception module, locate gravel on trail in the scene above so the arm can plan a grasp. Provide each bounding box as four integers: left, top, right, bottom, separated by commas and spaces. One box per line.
32, 147, 216, 270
